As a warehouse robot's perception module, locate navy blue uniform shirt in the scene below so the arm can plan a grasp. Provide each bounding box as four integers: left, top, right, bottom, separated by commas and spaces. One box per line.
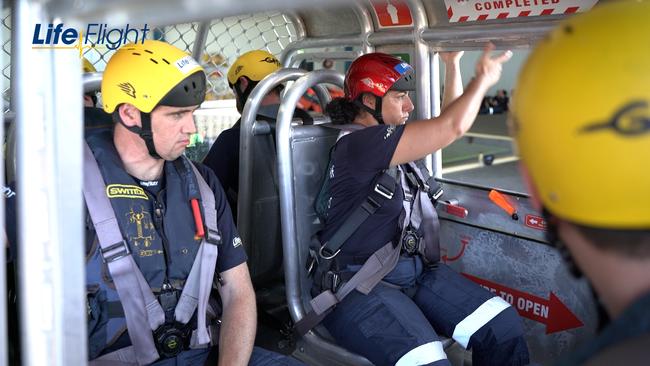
5, 150, 247, 274
319, 124, 406, 261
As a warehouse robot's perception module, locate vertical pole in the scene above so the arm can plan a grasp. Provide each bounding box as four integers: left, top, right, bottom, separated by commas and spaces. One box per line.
14, 1, 86, 365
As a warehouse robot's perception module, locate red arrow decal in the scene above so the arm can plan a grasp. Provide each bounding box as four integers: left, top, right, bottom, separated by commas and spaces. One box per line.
442, 237, 470, 263
462, 273, 583, 334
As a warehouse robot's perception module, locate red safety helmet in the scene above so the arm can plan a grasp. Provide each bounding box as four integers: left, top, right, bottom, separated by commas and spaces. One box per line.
344, 53, 415, 101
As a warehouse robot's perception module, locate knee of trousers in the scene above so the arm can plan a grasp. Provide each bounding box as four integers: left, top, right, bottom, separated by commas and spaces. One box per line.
469, 306, 526, 350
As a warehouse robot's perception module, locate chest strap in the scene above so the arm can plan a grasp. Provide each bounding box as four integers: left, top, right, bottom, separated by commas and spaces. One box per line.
84, 143, 164, 365
84, 144, 220, 364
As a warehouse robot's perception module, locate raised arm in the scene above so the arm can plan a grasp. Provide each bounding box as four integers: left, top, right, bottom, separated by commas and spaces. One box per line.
390, 43, 511, 167
217, 262, 256, 366
440, 51, 464, 111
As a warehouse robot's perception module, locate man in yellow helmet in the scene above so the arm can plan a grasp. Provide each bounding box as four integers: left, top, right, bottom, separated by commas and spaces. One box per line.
511, 1, 650, 364
203, 50, 312, 220
0, 40, 303, 366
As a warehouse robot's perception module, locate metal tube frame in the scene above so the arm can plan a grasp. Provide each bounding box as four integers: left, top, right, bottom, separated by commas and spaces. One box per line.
191, 21, 211, 61
237, 69, 330, 247
14, 1, 86, 365
275, 69, 344, 323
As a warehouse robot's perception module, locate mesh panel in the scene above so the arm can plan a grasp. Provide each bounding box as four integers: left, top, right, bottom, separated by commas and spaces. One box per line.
3, 9, 11, 112
2, 12, 296, 112
202, 12, 297, 100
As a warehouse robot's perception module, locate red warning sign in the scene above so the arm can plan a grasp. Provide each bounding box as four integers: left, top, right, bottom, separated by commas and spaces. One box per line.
525, 214, 547, 231
444, 0, 598, 23
371, 0, 414, 28
463, 273, 583, 334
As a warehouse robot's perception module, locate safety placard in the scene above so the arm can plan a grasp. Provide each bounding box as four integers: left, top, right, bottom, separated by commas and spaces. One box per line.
371, 0, 414, 28
525, 214, 547, 231
444, 0, 599, 23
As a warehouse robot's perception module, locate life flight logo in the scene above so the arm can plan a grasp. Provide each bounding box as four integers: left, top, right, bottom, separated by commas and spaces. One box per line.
106, 184, 149, 200
31, 23, 150, 57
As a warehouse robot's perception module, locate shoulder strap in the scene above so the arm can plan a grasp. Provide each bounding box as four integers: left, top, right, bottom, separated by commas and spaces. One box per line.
83, 143, 163, 365
174, 159, 221, 348
412, 159, 443, 203
317, 167, 399, 259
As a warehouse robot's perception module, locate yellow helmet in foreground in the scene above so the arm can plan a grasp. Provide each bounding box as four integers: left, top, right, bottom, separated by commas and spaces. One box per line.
102, 40, 206, 113
512, 1, 650, 229
227, 50, 281, 86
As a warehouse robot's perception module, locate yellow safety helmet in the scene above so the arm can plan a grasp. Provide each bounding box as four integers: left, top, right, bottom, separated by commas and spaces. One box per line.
82, 57, 97, 73
512, 1, 650, 229
102, 40, 206, 113
227, 50, 281, 86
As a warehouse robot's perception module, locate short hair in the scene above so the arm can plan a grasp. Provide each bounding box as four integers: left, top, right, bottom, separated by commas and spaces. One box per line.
576, 224, 650, 258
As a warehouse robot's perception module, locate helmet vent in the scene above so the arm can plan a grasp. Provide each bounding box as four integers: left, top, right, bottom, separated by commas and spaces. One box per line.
192, 82, 196, 88
183, 85, 189, 92
132, 52, 141, 56
144, 49, 153, 54
149, 58, 159, 64
162, 58, 170, 65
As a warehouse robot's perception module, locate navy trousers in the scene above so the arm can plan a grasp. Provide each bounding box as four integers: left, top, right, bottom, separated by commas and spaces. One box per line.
322, 256, 529, 366
151, 346, 305, 365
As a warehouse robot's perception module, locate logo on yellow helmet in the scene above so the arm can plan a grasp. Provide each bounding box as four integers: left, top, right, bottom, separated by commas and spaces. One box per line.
581, 101, 650, 137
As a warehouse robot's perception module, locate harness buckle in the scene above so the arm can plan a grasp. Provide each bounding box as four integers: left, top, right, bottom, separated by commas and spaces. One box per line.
323, 271, 341, 292
100, 240, 130, 263
318, 243, 341, 260
206, 228, 222, 245
374, 182, 394, 200
431, 187, 444, 201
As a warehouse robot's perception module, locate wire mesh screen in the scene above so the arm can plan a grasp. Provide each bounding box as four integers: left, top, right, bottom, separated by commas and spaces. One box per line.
2, 12, 296, 112
3, 9, 12, 112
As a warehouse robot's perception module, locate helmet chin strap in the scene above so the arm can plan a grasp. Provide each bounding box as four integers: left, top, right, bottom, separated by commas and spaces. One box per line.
354, 95, 385, 124
119, 112, 162, 159
234, 80, 256, 115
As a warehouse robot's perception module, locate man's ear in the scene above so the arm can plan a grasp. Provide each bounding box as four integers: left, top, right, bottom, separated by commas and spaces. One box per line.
361, 93, 376, 109
118, 104, 141, 128
238, 77, 249, 93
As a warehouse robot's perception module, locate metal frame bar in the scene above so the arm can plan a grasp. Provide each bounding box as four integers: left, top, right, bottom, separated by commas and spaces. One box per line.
191, 21, 211, 61
236, 68, 330, 246
14, 1, 86, 365
276, 69, 343, 323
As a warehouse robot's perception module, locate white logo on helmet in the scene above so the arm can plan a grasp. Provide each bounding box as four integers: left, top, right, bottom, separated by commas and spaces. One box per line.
361, 77, 374, 89
175, 55, 200, 75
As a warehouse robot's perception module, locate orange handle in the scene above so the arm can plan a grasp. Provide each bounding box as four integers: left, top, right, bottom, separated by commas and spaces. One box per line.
488, 190, 518, 220
190, 199, 205, 239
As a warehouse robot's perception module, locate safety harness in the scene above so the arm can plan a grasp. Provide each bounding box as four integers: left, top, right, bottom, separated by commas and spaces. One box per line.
83, 143, 222, 365
295, 126, 443, 335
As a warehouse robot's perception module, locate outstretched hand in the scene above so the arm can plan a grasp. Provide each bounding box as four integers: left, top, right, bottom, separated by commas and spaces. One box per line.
475, 43, 512, 88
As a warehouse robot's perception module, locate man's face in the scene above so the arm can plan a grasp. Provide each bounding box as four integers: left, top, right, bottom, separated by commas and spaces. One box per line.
381, 90, 414, 125
150, 105, 199, 160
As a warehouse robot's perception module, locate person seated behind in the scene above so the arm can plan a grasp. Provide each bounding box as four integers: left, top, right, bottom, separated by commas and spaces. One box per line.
6, 40, 304, 366
511, 2, 650, 365
312, 47, 530, 365
82, 57, 113, 136
203, 50, 312, 221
